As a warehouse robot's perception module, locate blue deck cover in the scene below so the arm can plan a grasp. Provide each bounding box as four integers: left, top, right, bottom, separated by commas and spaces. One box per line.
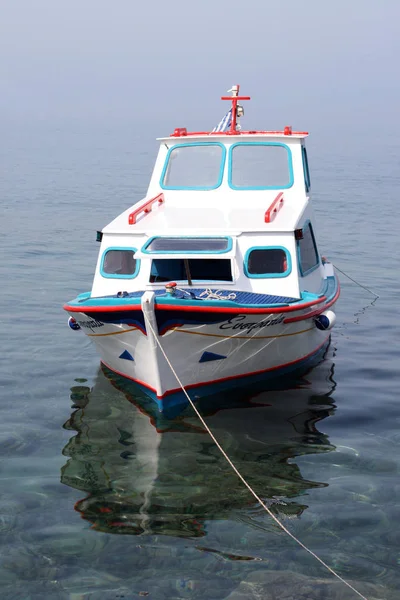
97, 288, 299, 306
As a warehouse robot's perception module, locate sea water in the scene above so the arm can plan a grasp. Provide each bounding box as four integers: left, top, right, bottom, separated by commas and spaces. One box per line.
0, 119, 399, 599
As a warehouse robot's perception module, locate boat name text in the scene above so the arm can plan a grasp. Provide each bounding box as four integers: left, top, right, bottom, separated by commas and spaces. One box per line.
219, 315, 284, 334
76, 318, 105, 332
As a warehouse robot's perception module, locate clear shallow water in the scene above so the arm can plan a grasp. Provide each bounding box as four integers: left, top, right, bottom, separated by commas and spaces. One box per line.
0, 120, 399, 600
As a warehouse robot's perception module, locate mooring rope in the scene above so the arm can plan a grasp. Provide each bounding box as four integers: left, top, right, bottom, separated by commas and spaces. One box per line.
145, 310, 369, 600
333, 264, 380, 299
198, 288, 237, 301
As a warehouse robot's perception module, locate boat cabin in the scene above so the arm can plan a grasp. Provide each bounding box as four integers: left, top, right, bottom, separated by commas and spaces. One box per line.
91, 89, 323, 301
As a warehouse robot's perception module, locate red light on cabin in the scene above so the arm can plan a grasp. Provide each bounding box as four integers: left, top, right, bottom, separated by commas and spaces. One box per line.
173, 128, 187, 137
294, 229, 304, 240
284, 126, 292, 135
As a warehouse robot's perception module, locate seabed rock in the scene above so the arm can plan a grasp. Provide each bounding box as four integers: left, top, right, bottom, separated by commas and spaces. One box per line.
223, 569, 391, 600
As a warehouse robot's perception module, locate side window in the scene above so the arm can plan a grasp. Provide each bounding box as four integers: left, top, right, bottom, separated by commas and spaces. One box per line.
101, 248, 140, 278
302, 146, 311, 192
244, 247, 291, 278
298, 223, 319, 275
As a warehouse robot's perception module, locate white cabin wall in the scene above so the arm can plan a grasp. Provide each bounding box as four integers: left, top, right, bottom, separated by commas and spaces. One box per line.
143, 136, 307, 213
235, 232, 301, 299
91, 232, 303, 300
89, 134, 322, 299
146, 144, 169, 197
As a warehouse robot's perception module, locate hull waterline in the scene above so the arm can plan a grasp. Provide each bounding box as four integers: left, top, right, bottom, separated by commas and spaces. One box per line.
100, 335, 331, 414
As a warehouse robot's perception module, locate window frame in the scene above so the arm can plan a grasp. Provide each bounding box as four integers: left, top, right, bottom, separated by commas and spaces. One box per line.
297, 221, 320, 277
302, 145, 311, 192
228, 142, 294, 190
141, 236, 233, 255
100, 247, 140, 279
159, 142, 227, 191
244, 246, 292, 279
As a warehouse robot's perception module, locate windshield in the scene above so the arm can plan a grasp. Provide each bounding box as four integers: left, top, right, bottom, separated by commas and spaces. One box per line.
150, 258, 233, 282
229, 143, 293, 189
161, 143, 226, 190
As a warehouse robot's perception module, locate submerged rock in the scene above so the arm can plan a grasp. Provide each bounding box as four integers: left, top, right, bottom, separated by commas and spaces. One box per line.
223, 568, 391, 600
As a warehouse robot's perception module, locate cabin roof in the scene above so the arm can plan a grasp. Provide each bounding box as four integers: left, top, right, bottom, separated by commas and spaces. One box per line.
103, 86, 310, 237
158, 131, 309, 142
103, 197, 307, 236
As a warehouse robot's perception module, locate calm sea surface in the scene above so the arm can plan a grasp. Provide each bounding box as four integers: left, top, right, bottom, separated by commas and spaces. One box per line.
0, 119, 399, 600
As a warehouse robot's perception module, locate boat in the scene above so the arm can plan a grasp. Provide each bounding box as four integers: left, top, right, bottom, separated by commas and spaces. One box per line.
64, 85, 340, 412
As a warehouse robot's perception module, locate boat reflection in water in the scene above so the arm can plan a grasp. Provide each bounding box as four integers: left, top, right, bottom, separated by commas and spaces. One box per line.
61, 353, 337, 538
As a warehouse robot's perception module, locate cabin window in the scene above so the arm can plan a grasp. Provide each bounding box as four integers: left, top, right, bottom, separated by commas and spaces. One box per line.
149, 258, 233, 283
160, 143, 226, 190
228, 143, 293, 190
244, 247, 291, 278
101, 248, 140, 279
143, 236, 232, 253
297, 223, 320, 275
302, 146, 311, 192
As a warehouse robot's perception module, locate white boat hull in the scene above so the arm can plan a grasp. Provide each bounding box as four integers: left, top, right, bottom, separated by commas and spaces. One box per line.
67, 303, 333, 410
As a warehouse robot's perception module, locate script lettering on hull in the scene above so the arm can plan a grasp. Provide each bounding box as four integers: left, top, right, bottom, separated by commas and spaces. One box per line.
76, 318, 105, 333
219, 314, 284, 335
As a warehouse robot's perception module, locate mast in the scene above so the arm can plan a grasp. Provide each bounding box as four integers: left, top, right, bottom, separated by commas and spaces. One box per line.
221, 85, 251, 133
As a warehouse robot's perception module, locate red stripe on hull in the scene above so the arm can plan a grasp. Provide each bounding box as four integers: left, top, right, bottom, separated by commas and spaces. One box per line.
284, 284, 340, 324
101, 361, 159, 395
64, 296, 326, 315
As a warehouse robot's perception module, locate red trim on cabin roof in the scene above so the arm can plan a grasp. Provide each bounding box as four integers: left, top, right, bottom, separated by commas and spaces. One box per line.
170, 130, 309, 137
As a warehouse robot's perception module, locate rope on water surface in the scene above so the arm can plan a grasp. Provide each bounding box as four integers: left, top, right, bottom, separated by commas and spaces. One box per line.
145, 311, 370, 600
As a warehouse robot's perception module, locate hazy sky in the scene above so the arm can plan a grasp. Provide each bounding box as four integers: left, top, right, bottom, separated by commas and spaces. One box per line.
1, 0, 399, 131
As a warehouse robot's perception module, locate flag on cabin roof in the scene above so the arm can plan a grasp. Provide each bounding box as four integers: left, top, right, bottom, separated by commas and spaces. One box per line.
212, 108, 232, 132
